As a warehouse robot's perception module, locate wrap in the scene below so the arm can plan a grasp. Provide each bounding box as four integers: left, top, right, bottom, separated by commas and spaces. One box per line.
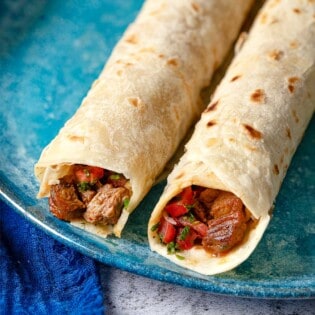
34, 0, 253, 236
148, 0, 315, 275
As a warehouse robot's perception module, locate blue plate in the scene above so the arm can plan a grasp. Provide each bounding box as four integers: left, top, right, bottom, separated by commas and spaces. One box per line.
0, 0, 314, 299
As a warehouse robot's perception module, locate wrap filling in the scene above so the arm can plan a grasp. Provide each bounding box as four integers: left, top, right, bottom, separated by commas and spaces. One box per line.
48, 164, 131, 225
151, 186, 256, 256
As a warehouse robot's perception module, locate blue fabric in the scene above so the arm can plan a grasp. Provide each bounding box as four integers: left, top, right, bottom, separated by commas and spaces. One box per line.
0, 199, 105, 315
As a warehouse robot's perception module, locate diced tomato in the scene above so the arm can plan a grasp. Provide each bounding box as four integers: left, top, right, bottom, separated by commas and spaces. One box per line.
179, 186, 194, 205
74, 165, 104, 183
176, 227, 198, 250
165, 203, 188, 217
158, 218, 176, 244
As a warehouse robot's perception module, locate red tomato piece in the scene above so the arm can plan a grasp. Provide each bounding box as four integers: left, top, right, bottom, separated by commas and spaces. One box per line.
158, 218, 176, 244
165, 203, 188, 217
74, 165, 104, 183
176, 227, 198, 250
179, 186, 194, 205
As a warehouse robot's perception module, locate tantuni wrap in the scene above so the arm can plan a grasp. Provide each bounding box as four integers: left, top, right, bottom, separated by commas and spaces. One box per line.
148, 0, 315, 275
34, 0, 254, 236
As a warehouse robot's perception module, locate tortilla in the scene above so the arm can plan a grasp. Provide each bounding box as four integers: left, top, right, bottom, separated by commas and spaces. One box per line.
148, 0, 315, 275
34, 0, 253, 236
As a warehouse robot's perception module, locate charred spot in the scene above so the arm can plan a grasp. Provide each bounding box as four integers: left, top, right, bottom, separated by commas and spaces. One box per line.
207, 120, 216, 127
127, 97, 141, 108
250, 89, 265, 103
116, 70, 122, 76
243, 124, 262, 140
205, 100, 219, 112
191, 2, 200, 12
288, 76, 300, 84
286, 127, 292, 139
293, 8, 301, 14
167, 58, 179, 66
292, 110, 300, 123
125, 34, 138, 44
273, 164, 280, 175
260, 13, 268, 24
288, 84, 295, 93
268, 49, 284, 61
175, 172, 185, 180
158, 54, 165, 59
230, 75, 242, 82
290, 41, 299, 48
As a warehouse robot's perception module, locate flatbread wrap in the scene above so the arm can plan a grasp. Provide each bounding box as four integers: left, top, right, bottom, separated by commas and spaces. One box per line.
148, 0, 315, 275
34, 0, 254, 236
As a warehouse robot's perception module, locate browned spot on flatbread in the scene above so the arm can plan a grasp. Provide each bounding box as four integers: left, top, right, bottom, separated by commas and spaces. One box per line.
230, 75, 242, 82
125, 34, 138, 44
158, 54, 165, 59
116, 70, 122, 76
175, 172, 184, 180
140, 47, 155, 53
67, 135, 85, 143
268, 49, 284, 61
243, 124, 262, 140
287, 77, 300, 93
191, 2, 200, 12
260, 13, 268, 24
250, 89, 266, 103
292, 110, 300, 123
290, 41, 299, 49
273, 164, 280, 175
205, 100, 219, 112
127, 97, 141, 108
286, 127, 292, 140
288, 85, 295, 93
288, 77, 300, 84
167, 58, 179, 66
293, 8, 301, 14
207, 120, 216, 127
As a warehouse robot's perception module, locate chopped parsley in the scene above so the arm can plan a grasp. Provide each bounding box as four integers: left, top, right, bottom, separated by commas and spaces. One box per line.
167, 242, 177, 254
77, 182, 91, 192
123, 198, 130, 208
109, 174, 121, 180
179, 226, 190, 241
175, 254, 185, 260
150, 222, 160, 232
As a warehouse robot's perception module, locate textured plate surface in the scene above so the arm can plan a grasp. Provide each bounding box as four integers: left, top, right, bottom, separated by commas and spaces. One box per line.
0, 0, 314, 299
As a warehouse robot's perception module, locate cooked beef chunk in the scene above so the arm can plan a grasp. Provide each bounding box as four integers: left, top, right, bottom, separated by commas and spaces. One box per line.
191, 200, 208, 223
79, 190, 97, 206
210, 191, 244, 219
198, 188, 220, 209
202, 209, 247, 254
49, 182, 84, 221
83, 184, 130, 225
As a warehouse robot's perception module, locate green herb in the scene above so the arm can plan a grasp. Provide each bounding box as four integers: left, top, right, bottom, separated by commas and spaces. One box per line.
77, 182, 91, 192
179, 226, 190, 241
151, 222, 160, 232
167, 242, 177, 254
188, 211, 195, 222
175, 254, 185, 260
185, 203, 195, 211
123, 198, 130, 208
109, 174, 121, 180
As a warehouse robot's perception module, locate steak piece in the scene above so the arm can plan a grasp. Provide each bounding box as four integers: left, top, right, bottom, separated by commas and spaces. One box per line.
202, 209, 247, 254
49, 182, 84, 221
83, 184, 130, 225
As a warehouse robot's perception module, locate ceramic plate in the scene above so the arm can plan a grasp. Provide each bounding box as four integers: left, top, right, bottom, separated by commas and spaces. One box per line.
0, 0, 314, 299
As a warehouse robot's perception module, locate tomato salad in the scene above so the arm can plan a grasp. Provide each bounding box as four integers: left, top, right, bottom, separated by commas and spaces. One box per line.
151, 186, 254, 257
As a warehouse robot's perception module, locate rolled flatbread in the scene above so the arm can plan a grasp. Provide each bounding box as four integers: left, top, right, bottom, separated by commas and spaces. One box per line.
148, 0, 315, 275
34, 0, 253, 236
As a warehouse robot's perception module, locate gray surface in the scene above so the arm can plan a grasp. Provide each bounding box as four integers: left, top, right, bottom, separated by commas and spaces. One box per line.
100, 266, 315, 315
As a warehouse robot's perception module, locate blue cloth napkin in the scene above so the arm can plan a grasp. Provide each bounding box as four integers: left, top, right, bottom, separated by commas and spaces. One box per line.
0, 199, 105, 315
